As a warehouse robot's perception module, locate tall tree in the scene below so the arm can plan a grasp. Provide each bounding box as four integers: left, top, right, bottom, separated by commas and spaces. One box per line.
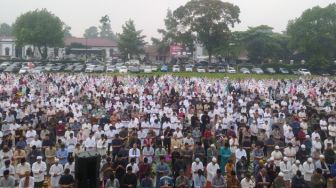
83, 26, 99, 38
99, 15, 117, 41
117, 19, 146, 60
63, 24, 72, 37
242, 25, 284, 63
0, 23, 12, 36
287, 3, 336, 68
172, 0, 240, 63
12, 9, 64, 59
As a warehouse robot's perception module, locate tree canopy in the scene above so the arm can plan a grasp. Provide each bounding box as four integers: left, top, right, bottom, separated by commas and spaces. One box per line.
287, 3, 336, 67
84, 26, 99, 38
99, 15, 117, 41
172, 0, 240, 63
0, 23, 12, 36
12, 9, 64, 59
117, 19, 146, 60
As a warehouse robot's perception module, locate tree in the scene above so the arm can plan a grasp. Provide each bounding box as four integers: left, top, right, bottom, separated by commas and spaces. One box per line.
117, 19, 146, 60
99, 15, 117, 41
241, 25, 285, 63
287, 3, 336, 68
172, 0, 240, 63
12, 9, 64, 59
63, 24, 72, 37
83, 26, 99, 38
0, 23, 12, 36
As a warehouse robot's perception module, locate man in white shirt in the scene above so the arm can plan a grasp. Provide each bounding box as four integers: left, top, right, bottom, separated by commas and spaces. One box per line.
302, 158, 314, 183
271, 146, 283, 166
84, 133, 96, 152
235, 146, 247, 163
284, 143, 296, 164
128, 143, 141, 164
206, 157, 220, 187
25, 127, 36, 145
49, 158, 63, 188
279, 157, 292, 185
15, 158, 31, 180
191, 158, 204, 183
32, 156, 47, 187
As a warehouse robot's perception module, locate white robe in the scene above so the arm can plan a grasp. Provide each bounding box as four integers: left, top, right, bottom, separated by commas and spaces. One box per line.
32, 162, 47, 182
206, 163, 220, 182
302, 162, 314, 181
49, 164, 64, 187
280, 161, 292, 181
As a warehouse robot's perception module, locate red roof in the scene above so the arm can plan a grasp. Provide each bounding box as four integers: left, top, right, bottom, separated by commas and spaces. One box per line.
64, 37, 117, 47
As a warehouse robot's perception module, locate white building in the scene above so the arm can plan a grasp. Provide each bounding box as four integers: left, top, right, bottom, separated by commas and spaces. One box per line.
0, 36, 35, 59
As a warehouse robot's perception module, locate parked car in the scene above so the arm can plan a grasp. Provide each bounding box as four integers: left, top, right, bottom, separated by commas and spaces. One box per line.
128, 66, 140, 73
298, 68, 311, 75
19, 67, 29, 74
218, 66, 226, 73
172, 65, 180, 72
240, 67, 250, 74
227, 67, 236, 73
106, 65, 116, 72
208, 66, 216, 73
279, 67, 289, 74
119, 66, 128, 73
94, 65, 105, 73
251, 68, 264, 74
151, 65, 158, 72
31, 66, 44, 74
73, 65, 85, 72
196, 66, 206, 73
85, 66, 95, 73
161, 65, 168, 72
266, 68, 276, 74
185, 64, 193, 72
144, 66, 152, 73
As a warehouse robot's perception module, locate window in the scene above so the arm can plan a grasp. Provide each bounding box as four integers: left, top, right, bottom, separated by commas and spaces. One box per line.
5, 47, 10, 56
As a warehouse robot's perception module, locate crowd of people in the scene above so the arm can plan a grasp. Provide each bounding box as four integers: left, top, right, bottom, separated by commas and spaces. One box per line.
0, 73, 335, 188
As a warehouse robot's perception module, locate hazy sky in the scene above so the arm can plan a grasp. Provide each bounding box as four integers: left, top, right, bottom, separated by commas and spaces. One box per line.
1, 0, 334, 41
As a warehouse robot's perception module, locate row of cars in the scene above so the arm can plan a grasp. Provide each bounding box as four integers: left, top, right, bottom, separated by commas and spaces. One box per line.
0, 61, 312, 76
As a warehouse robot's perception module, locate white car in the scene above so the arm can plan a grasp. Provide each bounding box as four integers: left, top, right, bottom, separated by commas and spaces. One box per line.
298, 68, 311, 75
185, 65, 193, 72
172, 65, 180, 72
196, 66, 206, 73
218, 67, 226, 73
208, 66, 216, 73
240, 68, 250, 74
144, 66, 152, 73
227, 67, 236, 73
119, 66, 128, 73
85, 66, 95, 73
251, 68, 264, 74
151, 65, 158, 71
19, 67, 29, 74
106, 65, 116, 72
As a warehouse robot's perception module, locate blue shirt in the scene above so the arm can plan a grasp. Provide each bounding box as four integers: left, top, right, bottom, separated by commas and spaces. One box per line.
56, 149, 69, 165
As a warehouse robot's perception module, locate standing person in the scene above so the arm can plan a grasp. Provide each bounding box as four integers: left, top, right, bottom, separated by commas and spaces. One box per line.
193, 169, 206, 188
256, 168, 271, 188
58, 168, 75, 188
191, 158, 204, 184
303, 158, 314, 185
212, 169, 226, 188
310, 168, 326, 188
220, 143, 231, 173
64, 157, 75, 178
18, 171, 35, 188
105, 172, 120, 188
156, 156, 170, 187
32, 156, 47, 188
272, 172, 285, 188
128, 143, 141, 164
122, 166, 137, 188
240, 173, 255, 188
279, 157, 292, 187
206, 144, 218, 164
56, 144, 68, 167
0, 170, 15, 188
49, 158, 63, 188
206, 157, 220, 188
291, 171, 306, 188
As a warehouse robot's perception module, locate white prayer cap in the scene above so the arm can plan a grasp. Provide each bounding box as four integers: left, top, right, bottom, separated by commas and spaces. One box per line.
212, 157, 217, 163
301, 145, 306, 148
195, 158, 200, 162
296, 160, 300, 164
308, 158, 313, 162
320, 155, 325, 159
275, 146, 280, 150
37, 156, 43, 160
278, 172, 284, 177
283, 157, 288, 161
54, 158, 59, 162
